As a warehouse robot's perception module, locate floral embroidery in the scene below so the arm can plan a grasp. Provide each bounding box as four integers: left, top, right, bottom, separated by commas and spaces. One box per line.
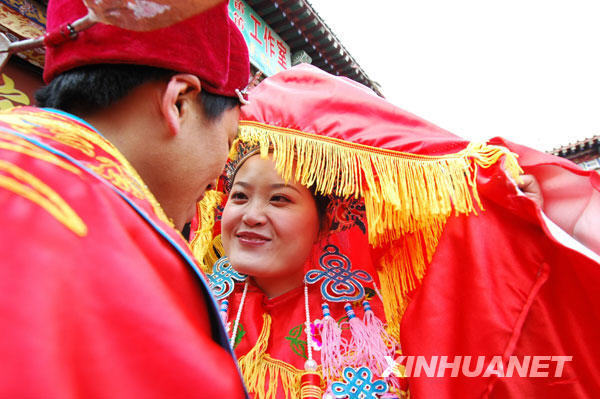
285, 323, 307, 359
309, 319, 323, 351
233, 322, 245, 349
328, 196, 366, 234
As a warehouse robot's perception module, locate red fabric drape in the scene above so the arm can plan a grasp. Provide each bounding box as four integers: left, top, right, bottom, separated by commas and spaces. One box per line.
402, 157, 600, 398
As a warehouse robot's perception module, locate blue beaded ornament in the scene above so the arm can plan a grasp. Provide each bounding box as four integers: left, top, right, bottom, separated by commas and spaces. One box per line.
207, 256, 247, 300
305, 244, 372, 302
331, 366, 388, 399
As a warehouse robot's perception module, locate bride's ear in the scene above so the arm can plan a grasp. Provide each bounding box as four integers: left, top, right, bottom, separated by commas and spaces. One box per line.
316, 214, 331, 242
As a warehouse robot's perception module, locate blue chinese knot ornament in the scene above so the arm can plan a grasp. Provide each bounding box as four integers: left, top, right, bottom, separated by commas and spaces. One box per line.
305, 244, 372, 302
207, 256, 247, 300
331, 366, 388, 399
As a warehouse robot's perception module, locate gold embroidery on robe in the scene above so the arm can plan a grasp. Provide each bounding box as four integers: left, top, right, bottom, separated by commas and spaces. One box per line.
0, 159, 87, 236
0, 110, 173, 226
0, 131, 81, 175
90, 156, 147, 200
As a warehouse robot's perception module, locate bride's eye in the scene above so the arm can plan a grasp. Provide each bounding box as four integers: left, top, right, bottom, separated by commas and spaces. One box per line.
230, 191, 248, 202
271, 195, 290, 204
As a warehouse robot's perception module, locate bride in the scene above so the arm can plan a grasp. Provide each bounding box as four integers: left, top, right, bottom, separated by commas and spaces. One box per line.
193, 64, 600, 399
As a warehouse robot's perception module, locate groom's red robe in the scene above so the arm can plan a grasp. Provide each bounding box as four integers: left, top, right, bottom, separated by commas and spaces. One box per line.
0, 107, 246, 398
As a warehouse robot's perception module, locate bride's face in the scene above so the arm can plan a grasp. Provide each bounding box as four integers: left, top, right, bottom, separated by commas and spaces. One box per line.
221, 155, 320, 296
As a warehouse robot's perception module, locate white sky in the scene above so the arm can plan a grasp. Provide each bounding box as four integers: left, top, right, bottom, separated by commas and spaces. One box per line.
307, 0, 600, 151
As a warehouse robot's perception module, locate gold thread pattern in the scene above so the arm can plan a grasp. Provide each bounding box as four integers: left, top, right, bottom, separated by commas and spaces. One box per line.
0, 109, 173, 227
0, 131, 82, 175
89, 156, 147, 200
0, 160, 87, 236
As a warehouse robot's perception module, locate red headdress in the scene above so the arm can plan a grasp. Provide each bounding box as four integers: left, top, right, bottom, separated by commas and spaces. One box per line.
193, 62, 524, 337
43, 0, 249, 97
230, 64, 521, 328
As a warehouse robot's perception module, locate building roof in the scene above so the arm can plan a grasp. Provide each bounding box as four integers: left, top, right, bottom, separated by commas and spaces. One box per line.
247, 0, 383, 96
14, 0, 383, 96
550, 135, 599, 157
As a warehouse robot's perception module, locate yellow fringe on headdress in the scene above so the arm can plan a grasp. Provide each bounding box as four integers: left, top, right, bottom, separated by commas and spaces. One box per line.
239, 122, 522, 248
189, 189, 224, 274
203, 234, 225, 271
238, 121, 524, 339
238, 313, 305, 399
378, 225, 444, 341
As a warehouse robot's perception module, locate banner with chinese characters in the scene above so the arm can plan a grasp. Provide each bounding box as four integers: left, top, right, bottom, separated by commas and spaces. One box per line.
228, 0, 291, 76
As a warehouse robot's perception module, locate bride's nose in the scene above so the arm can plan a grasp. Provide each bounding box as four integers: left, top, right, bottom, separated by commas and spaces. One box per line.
241, 200, 267, 226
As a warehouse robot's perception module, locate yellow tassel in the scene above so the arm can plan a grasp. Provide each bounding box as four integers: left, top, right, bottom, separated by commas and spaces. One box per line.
202, 234, 225, 271
238, 314, 305, 399
189, 190, 224, 274
238, 121, 522, 249
377, 225, 443, 341
237, 121, 526, 342
465, 142, 523, 184
237, 121, 524, 345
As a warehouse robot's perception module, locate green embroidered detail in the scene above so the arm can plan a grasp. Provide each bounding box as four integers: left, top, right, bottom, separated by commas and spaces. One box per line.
285, 323, 307, 359
233, 322, 246, 349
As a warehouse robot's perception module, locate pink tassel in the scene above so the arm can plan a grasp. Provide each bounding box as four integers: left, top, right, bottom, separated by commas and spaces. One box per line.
320, 303, 345, 381
362, 300, 398, 372
363, 300, 402, 390
344, 302, 372, 367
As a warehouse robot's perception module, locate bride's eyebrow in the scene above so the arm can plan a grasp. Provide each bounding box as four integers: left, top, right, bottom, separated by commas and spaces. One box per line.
231, 181, 300, 194
232, 181, 250, 188
270, 183, 300, 194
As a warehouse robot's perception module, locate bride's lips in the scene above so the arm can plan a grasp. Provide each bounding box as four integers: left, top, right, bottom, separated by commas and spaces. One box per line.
236, 231, 271, 246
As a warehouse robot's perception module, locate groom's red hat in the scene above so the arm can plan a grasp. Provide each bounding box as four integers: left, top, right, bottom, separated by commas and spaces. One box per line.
43, 0, 249, 97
